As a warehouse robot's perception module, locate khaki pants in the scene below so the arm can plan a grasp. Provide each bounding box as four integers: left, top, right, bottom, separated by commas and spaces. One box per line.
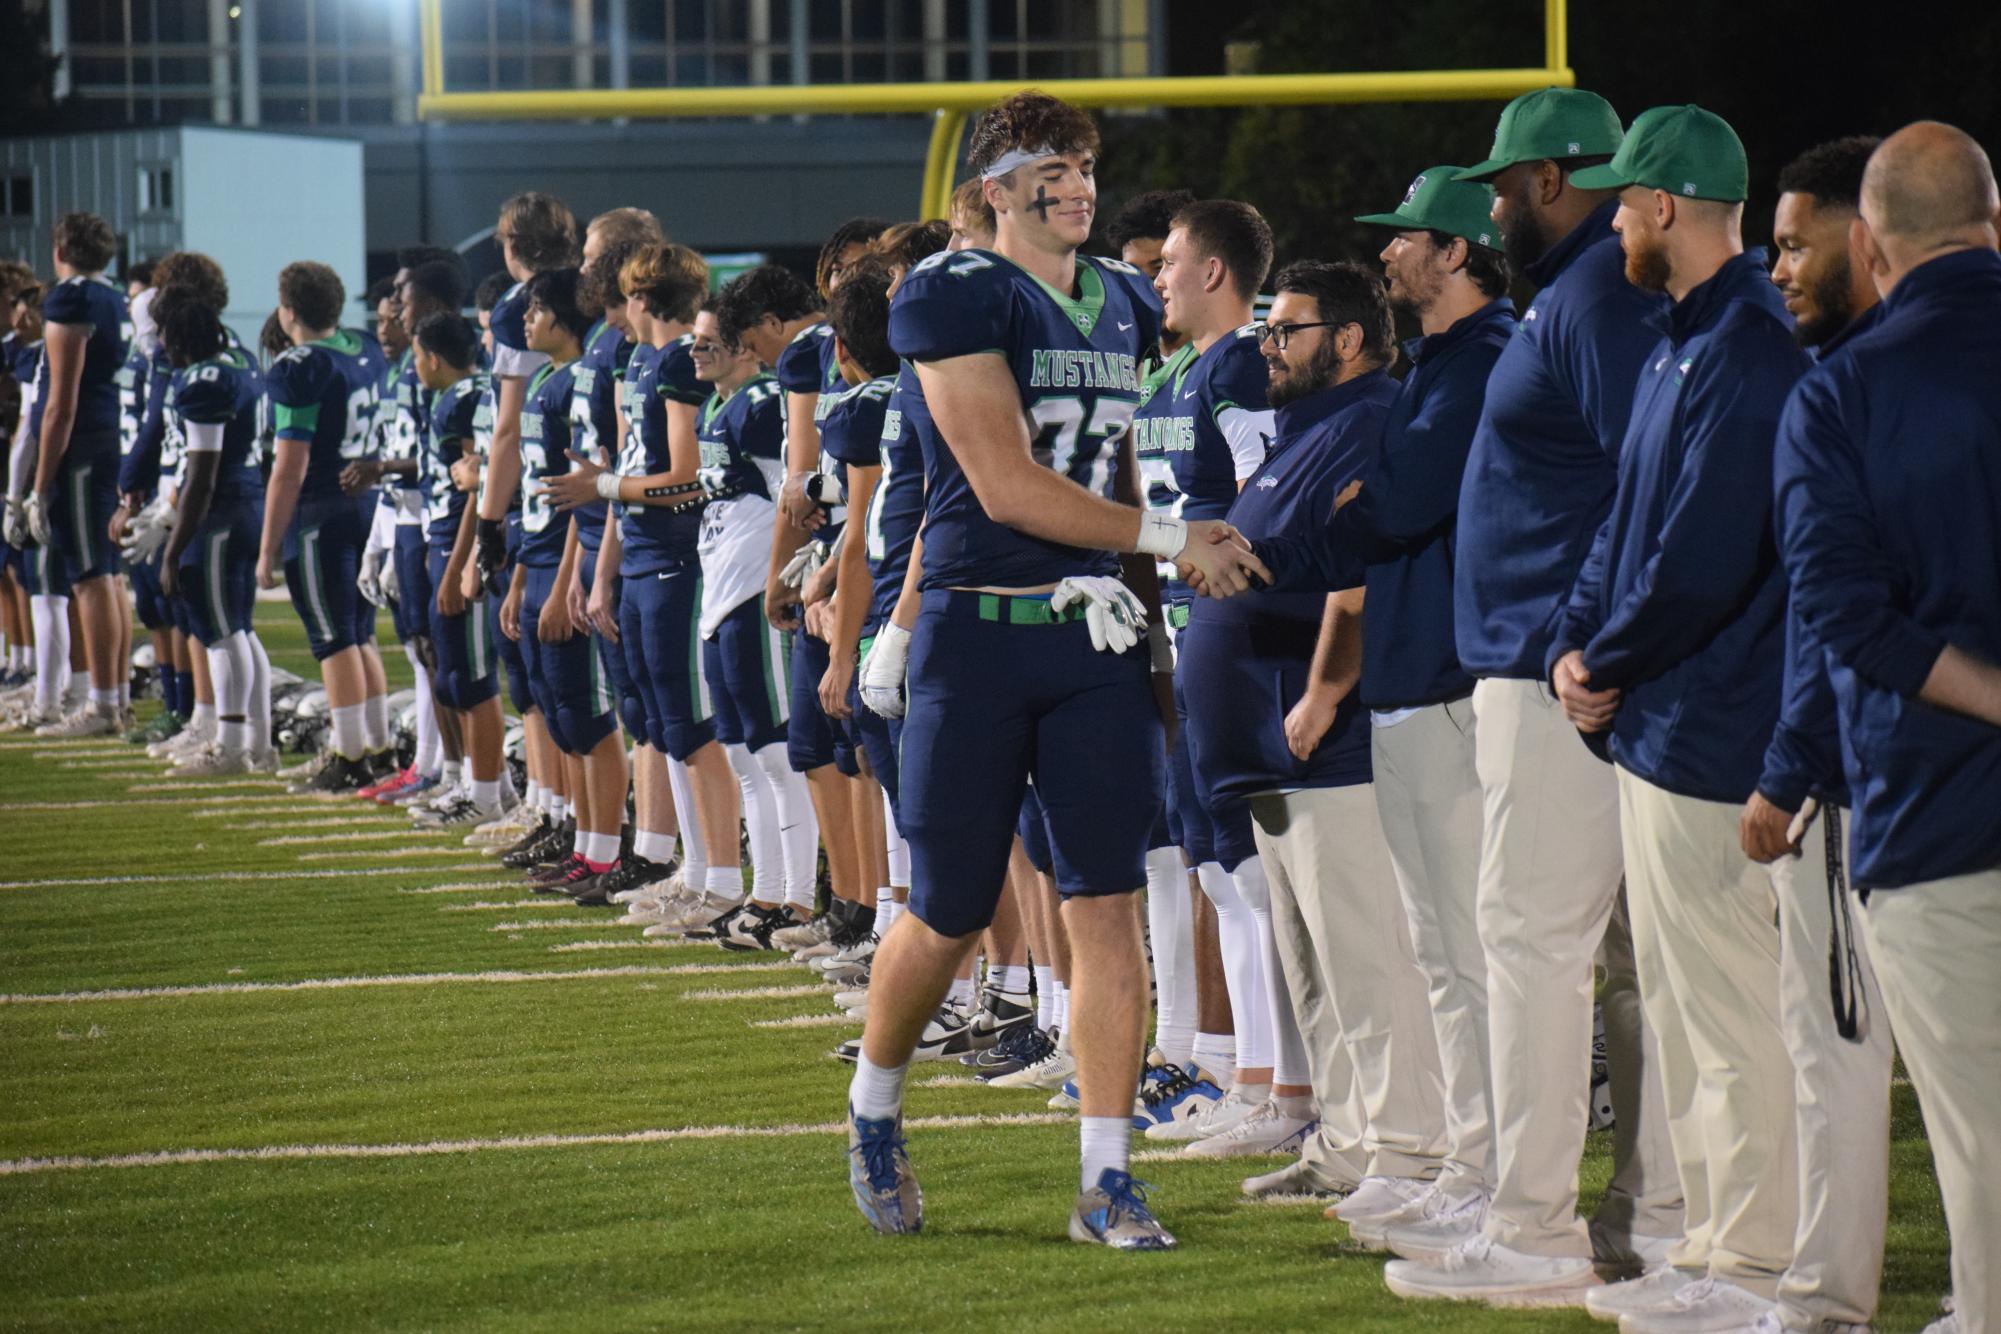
1619, 768, 1798, 1297
1252, 782, 1448, 1179
1373, 698, 1492, 1193
1858, 867, 2001, 1334
1474, 677, 1683, 1259
1775, 806, 1892, 1330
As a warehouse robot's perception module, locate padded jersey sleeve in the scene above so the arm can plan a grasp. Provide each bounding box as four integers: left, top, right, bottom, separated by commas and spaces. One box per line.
488, 285, 550, 380
1209, 331, 1275, 480
773, 327, 828, 394
816, 379, 893, 467
888, 250, 1012, 363
264, 347, 332, 442
733, 383, 788, 462
1092, 255, 1165, 355
655, 338, 708, 406
41, 278, 92, 326
174, 364, 240, 427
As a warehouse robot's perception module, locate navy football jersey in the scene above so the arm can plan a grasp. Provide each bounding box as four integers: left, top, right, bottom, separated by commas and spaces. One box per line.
696, 373, 786, 501
1129, 325, 1273, 523
864, 364, 928, 633
517, 359, 580, 566
381, 351, 430, 499
566, 320, 626, 553
773, 322, 835, 398
173, 348, 264, 508
489, 282, 550, 382
617, 336, 709, 573
116, 347, 150, 457
424, 371, 487, 545
265, 329, 387, 500
889, 249, 1162, 590
40, 275, 129, 440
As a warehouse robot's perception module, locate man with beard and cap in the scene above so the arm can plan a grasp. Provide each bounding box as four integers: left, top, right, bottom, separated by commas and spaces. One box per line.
1386, 87, 1685, 1307
1777, 120, 2001, 1334
1538, 103, 1812, 1332
1746, 135, 1898, 1334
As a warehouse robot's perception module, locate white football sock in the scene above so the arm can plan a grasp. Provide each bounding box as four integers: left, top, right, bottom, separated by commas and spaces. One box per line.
30, 594, 69, 713
1078, 1116, 1130, 1190
991, 964, 1029, 995
946, 976, 974, 1007
849, 1053, 907, 1122
1035, 965, 1056, 1029
1200, 861, 1271, 1071
1191, 1033, 1236, 1087
705, 864, 743, 902
362, 692, 389, 751
206, 632, 254, 757
329, 702, 366, 760
1145, 846, 1196, 1070
666, 755, 706, 885
246, 632, 272, 756
725, 742, 780, 903
750, 741, 819, 911
884, 804, 910, 891
634, 830, 677, 864
470, 777, 501, 810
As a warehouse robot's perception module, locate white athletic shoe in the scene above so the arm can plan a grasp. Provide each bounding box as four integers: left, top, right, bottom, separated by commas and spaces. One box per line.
832, 983, 870, 1012
0, 704, 60, 733
171, 745, 252, 777
1145, 1086, 1260, 1143
1330, 1174, 1434, 1229
1616, 1278, 1774, 1333
245, 749, 279, 774
770, 914, 832, 954
1180, 1101, 1315, 1158
466, 806, 536, 848
1240, 1158, 1358, 1201
1381, 1188, 1492, 1265
985, 1037, 1076, 1090
37, 703, 118, 737
152, 722, 214, 759
1384, 1235, 1598, 1305
1585, 1265, 1704, 1322
643, 893, 739, 938
275, 750, 324, 780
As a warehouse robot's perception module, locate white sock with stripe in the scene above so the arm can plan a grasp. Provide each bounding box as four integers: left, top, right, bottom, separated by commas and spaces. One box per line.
751, 741, 819, 912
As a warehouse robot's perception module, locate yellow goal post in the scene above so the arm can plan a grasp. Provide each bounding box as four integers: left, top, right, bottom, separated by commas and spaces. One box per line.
416, 0, 1572, 221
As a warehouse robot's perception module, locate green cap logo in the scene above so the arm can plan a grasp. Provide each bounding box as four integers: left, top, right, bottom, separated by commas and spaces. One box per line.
1355, 166, 1501, 252
1569, 104, 1749, 203
1453, 87, 1625, 183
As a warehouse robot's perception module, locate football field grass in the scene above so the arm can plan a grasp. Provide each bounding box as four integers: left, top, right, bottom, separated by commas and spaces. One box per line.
0, 604, 1956, 1331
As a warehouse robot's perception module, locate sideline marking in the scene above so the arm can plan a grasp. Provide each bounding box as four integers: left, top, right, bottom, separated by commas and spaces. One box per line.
299, 847, 475, 861
0, 865, 498, 891
0, 964, 705, 1005
486, 918, 631, 931
238, 816, 412, 831
260, 829, 453, 846
0, 794, 294, 813
128, 780, 286, 793
0, 1112, 1071, 1176
397, 881, 521, 895
548, 938, 673, 951
439, 899, 574, 912
749, 1013, 858, 1029
683, 983, 831, 1002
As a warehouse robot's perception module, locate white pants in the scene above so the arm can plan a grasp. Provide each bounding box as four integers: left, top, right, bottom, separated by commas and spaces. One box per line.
1473, 677, 1683, 1259
1859, 867, 2001, 1334
1619, 768, 1798, 1298
1775, 805, 1892, 1330
1251, 782, 1448, 1180
1372, 697, 1491, 1193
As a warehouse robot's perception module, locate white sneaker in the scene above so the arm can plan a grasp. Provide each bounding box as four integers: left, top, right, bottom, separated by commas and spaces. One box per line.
1586, 1265, 1704, 1322
1181, 1100, 1315, 1158
245, 749, 280, 774
1383, 1234, 1598, 1306
1239, 1158, 1358, 1201
1145, 1086, 1260, 1143
1349, 1180, 1446, 1248
1331, 1174, 1433, 1228
1381, 1187, 1493, 1265
275, 749, 324, 780
171, 745, 251, 776
1617, 1278, 1774, 1334
771, 914, 831, 953
832, 983, 869, 1012
985, 1038, 1076, 1090
0, 704, 59, 733
37, 703, 118, 737
643, 893, 738, 938
466, 807, 536, 848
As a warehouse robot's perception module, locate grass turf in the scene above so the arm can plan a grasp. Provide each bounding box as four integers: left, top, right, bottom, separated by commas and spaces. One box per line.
0, 604, 1956, 1331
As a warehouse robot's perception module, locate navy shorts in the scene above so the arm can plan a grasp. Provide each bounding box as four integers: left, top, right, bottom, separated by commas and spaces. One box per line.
284, 494, 374, 660
128, 552, 173, 632
788, 630, 857, 775
425, 544, 499, 710
490, 578, 533, 715
580, 548, 648, 743
46, 437, 124, 592
390, 521, 431, 643
520, 561, 616, 756
899, 589, 1166, 937
1017, 782, 1054, 875
702, 595, 791, 752
618, 560, 714, 761
850, 635, 901, 821
11, 540, 55, 598
1171, 625, 1257, 870
175, 505, 260, 644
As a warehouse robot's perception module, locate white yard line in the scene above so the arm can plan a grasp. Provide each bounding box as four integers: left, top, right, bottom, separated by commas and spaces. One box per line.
127, 779, 287, 793
298, 847, 479, 861
0, 964, 702, 1005
439, 899, 575, 912
749, 1013, 859, 1029
56, 758, 171, 769
547, 938, 675, 950
237, 816, 412, 831
682, 983, 832, 1002
0, 864, 497, 892
192, 802, 391, 819
0, 1112, 1072, 1177
396, 881, 519, 895
486, 918, 633, 931
0, 793, 294, 812
259, 829, 454, 846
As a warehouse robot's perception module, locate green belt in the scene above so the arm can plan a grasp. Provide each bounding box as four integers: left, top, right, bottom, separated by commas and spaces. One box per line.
974, 592, 1088, 626
858, 634, 875, 658
1166, 603, 1191, 630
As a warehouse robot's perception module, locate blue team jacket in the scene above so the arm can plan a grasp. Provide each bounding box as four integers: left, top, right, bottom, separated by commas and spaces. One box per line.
1555, 251, 1807, 804
1774, 248, 2001, 890
1756, 304, 1885, 815
1455, 201, 1668, 681
1183, 370, 1396, 804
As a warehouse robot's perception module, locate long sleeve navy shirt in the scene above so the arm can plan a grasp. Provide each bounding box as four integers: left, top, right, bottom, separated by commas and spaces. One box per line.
1454, 201, 1668, 681
1756, 304, 1885, 816
1774, 248, 2001, 890
1555, 252, 1807, 804
1182, 370, 1396, 805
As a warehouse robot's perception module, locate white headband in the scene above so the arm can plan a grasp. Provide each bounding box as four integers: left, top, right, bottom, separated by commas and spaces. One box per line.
980, 145, 1062, 180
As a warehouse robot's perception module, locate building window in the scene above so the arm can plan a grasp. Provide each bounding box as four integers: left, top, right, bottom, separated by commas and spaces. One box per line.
3, 177, 31, 217
138, 164, 176, 214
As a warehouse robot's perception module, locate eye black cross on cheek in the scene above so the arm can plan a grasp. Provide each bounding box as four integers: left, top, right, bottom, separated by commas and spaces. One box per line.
1029, 186, 1058, 223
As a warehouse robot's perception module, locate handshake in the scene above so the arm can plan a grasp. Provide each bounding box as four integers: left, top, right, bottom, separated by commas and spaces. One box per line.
1143, 514, 1269, 599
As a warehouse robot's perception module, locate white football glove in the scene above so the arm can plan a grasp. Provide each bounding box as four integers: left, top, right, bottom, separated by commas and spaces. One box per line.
356, 544, 387, 608
119, 497, 174, 563
858, 621, 912, 720
1050, 576, 1147, 655
23, 492, 51, 547
2, 497, 26, 549
778, 541, 826, 592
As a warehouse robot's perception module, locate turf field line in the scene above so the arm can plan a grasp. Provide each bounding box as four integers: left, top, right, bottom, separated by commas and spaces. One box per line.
397, 880, 523, 894
0, 864, 497, 891
916, 1074, 986, 1088
127, 779, 287, 793
1129, 1148, 1189, 1164
487, 917, 633, 930
191, 802, 380, 818
238, 815, 413, 831
0, 1112, 1073, 1177
683, 983, 832, 1001
0, 739, 132, 752
68, 767, 163, 778
54, 757, 169, 768
0, 964, 696, 1005
748, 1013, 859, 1029
439, 899, 577, 912
547, 937, 675, 949
259, 829, 456, 845
0, 793, 298, 812
299, 846, 483, 861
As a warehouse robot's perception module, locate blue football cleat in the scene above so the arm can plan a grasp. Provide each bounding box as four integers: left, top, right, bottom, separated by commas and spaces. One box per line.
1070, 1168, 1178, 1250
1132, 1063, 1225, 1133
847, 1104, 922, 1235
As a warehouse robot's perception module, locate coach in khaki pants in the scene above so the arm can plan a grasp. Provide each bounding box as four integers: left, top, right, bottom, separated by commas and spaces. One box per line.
1551, 106, 1809, 1330
1776, 121, 2001, 1334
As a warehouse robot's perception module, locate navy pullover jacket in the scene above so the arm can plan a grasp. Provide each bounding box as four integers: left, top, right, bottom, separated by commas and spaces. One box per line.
1455, 200, 1668, 681
1184, 370, 1396, 804
1555, 251, 1807, 804
1756, 303, 1885, 815
1774, 248, 2001, 890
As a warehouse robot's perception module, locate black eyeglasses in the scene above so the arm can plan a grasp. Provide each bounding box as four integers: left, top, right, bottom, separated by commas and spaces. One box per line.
1257, 320, 1345, 351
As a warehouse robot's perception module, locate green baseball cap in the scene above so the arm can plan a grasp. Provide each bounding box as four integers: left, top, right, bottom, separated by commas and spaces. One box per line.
1569, 104, 1749, 202
1453, 87, 1625, 182
1354, 167, 1501, 251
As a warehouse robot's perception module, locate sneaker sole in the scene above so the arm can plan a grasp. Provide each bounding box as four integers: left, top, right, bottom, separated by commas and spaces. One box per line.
1383, 1270, 1595, 1307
